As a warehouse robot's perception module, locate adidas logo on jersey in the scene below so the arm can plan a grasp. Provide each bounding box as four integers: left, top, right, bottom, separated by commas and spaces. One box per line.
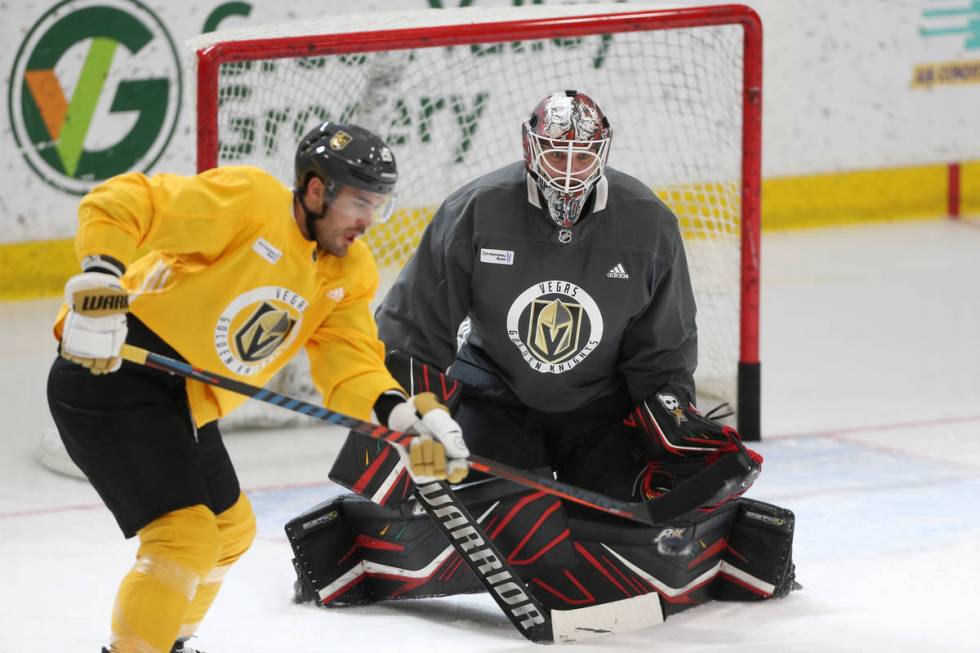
607, 263, 629, 279
326, 287, 345, 302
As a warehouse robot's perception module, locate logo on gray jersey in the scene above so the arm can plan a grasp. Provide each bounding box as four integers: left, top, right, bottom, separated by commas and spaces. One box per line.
607, 262, 629, 279
506, 280, 604, 374
529, 298, 582, 363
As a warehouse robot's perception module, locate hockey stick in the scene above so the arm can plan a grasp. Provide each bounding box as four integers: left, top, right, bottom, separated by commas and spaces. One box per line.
119, 344, 758, 526
410, 479, 665, 643
410, 479, 551, 641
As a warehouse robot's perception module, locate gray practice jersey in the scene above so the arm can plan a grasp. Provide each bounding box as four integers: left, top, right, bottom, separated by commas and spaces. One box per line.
376, 161, 698, 414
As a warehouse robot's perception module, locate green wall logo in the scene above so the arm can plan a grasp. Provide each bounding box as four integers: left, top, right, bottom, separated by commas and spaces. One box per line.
8, 0, 182, 194
919, 2, 980, 50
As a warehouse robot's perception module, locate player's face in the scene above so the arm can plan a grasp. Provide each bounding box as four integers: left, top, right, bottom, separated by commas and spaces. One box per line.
537, 140, 604, 190
314, 185, 389, 257
542, 149, 596, 175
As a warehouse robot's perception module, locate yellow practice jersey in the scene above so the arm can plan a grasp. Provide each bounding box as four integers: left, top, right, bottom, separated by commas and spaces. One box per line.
54, 165, 402, 426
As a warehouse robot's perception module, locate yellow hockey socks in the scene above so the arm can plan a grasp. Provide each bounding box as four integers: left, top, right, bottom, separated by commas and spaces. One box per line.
178, 494, 256, 641
109, 505, 220, 653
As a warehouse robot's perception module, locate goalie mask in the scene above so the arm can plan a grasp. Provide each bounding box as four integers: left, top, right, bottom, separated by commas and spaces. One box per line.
294, 122, 398, 241
522, 90, 611, 229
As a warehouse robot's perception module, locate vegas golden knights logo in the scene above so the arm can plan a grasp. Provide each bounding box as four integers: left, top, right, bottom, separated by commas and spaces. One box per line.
329, 130, 352, 151
507, 280, 604, 375
527, 298, 583, 364
234, 302, 295, 363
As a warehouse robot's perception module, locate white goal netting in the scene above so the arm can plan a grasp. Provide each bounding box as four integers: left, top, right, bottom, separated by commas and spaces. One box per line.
186, 3, 757, 432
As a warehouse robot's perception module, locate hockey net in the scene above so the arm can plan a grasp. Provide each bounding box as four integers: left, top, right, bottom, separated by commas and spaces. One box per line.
186, 3, 763, 438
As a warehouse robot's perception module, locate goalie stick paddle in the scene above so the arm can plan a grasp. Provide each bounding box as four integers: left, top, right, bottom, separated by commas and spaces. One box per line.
119, 344, 758, 526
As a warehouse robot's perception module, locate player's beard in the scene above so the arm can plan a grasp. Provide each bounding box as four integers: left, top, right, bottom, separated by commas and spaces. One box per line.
311, 207, 365, 257
317, 220, 363, 258
300, 199, 345, 256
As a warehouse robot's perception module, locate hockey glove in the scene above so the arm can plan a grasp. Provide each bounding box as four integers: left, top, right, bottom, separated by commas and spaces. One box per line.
639, 383, 745, 459
635, 383, 762, 504
388, 392, 469, 484
61, 271, 129, 375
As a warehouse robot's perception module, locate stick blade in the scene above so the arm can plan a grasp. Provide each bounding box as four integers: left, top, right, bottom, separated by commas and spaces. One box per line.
550, 591, 664, 643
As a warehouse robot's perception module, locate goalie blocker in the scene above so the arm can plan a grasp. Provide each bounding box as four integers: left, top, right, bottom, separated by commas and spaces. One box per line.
285, 355, 797, 626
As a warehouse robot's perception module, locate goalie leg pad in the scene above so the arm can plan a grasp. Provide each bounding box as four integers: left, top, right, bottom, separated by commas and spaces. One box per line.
525, 498, 796, 616
286, 479, 579, 606
531, 501, 741, 614
713, 498, 798, 601
288, 493, 797, 619
329, 431, 415, 510
286, 494, 472, 606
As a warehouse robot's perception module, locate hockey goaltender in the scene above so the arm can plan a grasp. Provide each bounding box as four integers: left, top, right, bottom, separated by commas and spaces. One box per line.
286, 91, 797, 642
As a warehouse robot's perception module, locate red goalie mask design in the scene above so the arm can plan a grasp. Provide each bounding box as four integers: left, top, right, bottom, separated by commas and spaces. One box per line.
522, 90, 612, 229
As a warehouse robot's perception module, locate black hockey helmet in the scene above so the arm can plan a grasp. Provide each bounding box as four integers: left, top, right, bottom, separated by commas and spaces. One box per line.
294, 121, 398, 221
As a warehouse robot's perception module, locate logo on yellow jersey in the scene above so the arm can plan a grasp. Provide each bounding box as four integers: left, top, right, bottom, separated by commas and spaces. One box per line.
235, 302, 295, 362
215, 286, 308, 376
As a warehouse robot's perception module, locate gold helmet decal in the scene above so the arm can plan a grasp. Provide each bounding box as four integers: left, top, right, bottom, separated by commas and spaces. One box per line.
329, 130, 352, 151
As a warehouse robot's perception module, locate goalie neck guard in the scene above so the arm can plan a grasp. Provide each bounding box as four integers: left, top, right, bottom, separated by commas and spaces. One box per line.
522, 90, 611, 230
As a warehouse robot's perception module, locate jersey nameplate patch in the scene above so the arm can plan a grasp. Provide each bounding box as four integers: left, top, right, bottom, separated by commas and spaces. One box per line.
480, 248, 514, 265
253, 238, 282, 265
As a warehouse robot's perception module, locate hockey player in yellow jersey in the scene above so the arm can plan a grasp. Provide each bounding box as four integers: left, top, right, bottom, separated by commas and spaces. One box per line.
46, 122, 470, 653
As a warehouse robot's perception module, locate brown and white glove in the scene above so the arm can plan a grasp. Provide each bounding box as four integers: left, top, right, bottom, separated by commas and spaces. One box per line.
60, 269, 129, 375
387, 392, 469, 484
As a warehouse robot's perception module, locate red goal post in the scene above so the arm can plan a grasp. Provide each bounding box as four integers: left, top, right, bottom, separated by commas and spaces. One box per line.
189, 3, 763, 440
